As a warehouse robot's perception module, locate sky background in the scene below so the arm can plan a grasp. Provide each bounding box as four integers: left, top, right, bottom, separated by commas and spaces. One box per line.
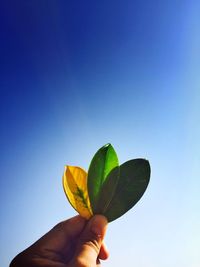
0, 1, 200, 266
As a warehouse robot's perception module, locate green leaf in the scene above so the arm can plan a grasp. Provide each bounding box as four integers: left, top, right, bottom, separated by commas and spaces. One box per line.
88, 143, 119, 213
103, 159, 150, 222
96, 166, 120, 214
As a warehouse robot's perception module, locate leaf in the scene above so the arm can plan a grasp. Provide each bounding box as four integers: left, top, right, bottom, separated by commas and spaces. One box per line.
88, 143, 119, 213
62, 144, 151, 223
103, 159, 151, 222
96, 166, 120, 214
63, 166, 92, 219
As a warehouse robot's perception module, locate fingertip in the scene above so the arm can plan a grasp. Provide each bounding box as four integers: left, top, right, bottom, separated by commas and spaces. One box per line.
89, 214, 108, 239
99, 242, 109, 260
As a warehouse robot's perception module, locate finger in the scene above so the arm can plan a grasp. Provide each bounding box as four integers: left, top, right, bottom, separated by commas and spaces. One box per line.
33, 215, 86, 251
10, 216, 87, 267
99, 241, 109, 260
70, 215, 108, 267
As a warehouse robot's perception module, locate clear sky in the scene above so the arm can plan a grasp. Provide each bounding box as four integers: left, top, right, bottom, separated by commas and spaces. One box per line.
0, 1, 200, 266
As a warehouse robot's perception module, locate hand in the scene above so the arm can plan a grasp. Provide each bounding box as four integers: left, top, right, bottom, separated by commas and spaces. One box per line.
10, 215, 108, 267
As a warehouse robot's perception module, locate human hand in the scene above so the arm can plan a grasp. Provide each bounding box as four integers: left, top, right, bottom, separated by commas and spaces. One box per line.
10, 215, 108, 267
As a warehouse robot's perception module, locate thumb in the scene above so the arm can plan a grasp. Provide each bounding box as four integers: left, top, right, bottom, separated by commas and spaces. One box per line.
70, 215, 108, 267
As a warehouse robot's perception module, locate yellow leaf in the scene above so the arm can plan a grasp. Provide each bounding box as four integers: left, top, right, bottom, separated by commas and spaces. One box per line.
63, 166, 93, 219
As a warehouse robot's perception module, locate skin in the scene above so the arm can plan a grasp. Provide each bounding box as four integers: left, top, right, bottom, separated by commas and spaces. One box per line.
10, 215, 109, 267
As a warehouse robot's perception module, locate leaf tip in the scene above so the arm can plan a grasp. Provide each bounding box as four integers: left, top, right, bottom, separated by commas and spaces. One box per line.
104, 143, 111, 148
103, 143, 116, 152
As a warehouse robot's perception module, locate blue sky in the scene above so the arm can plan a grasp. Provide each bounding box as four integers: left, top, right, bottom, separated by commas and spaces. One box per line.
0, 1, 200, 266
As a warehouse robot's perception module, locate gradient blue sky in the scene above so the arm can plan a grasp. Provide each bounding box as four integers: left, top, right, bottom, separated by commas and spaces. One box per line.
0, 1, 200, 266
